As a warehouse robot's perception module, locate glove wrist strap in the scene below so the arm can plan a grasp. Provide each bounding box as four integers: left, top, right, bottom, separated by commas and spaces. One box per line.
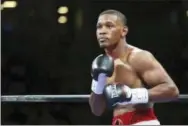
91, 79, 105, 94
130, 88, 149, 104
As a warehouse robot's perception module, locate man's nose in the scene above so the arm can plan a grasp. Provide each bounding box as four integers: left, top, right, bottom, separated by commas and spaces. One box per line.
99, 27, 108, 35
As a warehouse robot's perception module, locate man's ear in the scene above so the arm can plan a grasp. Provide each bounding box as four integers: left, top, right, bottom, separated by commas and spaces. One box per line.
122, 26, 128, 37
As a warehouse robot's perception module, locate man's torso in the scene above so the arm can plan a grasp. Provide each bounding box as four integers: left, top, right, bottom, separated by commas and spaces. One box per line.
106, 44, 153, 116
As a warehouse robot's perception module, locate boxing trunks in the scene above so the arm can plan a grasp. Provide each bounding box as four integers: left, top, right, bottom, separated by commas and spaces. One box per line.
112, 108, 160, 125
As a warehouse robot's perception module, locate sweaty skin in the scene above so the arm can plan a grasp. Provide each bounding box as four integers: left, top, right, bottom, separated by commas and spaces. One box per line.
89, 13, 179, 117
107, 45, 150, 116
107, 44, 179, 116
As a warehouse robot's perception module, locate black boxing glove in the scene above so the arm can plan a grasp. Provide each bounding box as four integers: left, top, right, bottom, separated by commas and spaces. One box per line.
91, 54, 114, 81
91, 54, 114, 94
103, 84, 149, 108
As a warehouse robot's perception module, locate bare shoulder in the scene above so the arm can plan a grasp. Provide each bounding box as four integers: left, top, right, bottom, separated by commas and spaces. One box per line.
128, 44, 154, 60
130, 49, 155, 63
128, 45, 159, 71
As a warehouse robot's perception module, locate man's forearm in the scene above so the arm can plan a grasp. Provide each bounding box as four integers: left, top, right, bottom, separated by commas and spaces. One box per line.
148, 83, 179, 102
102, 82, 179, 105
89, 93, 106, 116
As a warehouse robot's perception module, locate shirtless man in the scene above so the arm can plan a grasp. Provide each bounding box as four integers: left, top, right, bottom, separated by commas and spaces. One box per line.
89, 9, 179, 125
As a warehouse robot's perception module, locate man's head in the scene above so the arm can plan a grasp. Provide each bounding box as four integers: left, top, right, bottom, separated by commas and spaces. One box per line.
96, 9, 128, 48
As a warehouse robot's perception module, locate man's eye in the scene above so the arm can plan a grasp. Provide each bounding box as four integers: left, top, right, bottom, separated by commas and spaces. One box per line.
106, 24, 113, 28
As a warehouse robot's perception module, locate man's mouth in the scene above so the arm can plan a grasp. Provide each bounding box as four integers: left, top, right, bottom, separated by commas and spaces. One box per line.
99, 38, 108, 43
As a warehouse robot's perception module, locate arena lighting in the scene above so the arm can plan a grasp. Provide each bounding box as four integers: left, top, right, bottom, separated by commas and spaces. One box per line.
2, 1, 17, 8
57, 6, 69, 14
1, 5, 4, 10
58, 16, 68, 24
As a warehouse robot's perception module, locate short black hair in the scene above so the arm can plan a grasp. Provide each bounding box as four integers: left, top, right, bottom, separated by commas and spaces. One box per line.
99, 9, 127, 26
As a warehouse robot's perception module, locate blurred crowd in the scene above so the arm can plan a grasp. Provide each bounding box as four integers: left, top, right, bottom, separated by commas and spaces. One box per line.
1, 55, 99, 125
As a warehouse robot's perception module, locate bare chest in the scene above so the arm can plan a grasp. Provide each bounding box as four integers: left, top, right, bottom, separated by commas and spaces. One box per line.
106, 59, 142, 88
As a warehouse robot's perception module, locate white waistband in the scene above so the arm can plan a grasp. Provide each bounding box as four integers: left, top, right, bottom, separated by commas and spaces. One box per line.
133, 119, 160, 125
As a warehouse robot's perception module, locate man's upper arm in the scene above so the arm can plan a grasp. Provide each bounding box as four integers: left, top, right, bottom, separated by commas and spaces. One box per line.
131, 51, 174, 88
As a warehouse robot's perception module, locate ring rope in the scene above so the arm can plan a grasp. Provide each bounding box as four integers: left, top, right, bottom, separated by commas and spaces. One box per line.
1, 95, 89, 103
1, 94, 188, 103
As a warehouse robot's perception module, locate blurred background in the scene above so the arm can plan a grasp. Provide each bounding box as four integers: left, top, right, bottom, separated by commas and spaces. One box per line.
1, 0, 188, 125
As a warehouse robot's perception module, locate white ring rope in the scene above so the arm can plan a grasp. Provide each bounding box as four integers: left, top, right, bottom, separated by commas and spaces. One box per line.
1, 94, 188, 103
1, 95, 89, 102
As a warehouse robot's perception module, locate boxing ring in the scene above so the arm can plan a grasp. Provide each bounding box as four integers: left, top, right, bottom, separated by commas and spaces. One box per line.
1, 94, 188, 103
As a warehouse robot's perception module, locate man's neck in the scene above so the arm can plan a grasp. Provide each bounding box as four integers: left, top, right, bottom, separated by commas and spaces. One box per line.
105, 40, 128, 59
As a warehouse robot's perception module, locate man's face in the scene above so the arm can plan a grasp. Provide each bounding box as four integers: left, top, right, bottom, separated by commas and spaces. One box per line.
96, 14, 127, 48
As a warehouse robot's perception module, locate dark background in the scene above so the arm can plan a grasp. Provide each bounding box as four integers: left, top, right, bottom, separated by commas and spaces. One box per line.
1, 0, 188, 125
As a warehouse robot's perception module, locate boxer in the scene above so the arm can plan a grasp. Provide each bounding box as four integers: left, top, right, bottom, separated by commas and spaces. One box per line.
89, 9, 179, 125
